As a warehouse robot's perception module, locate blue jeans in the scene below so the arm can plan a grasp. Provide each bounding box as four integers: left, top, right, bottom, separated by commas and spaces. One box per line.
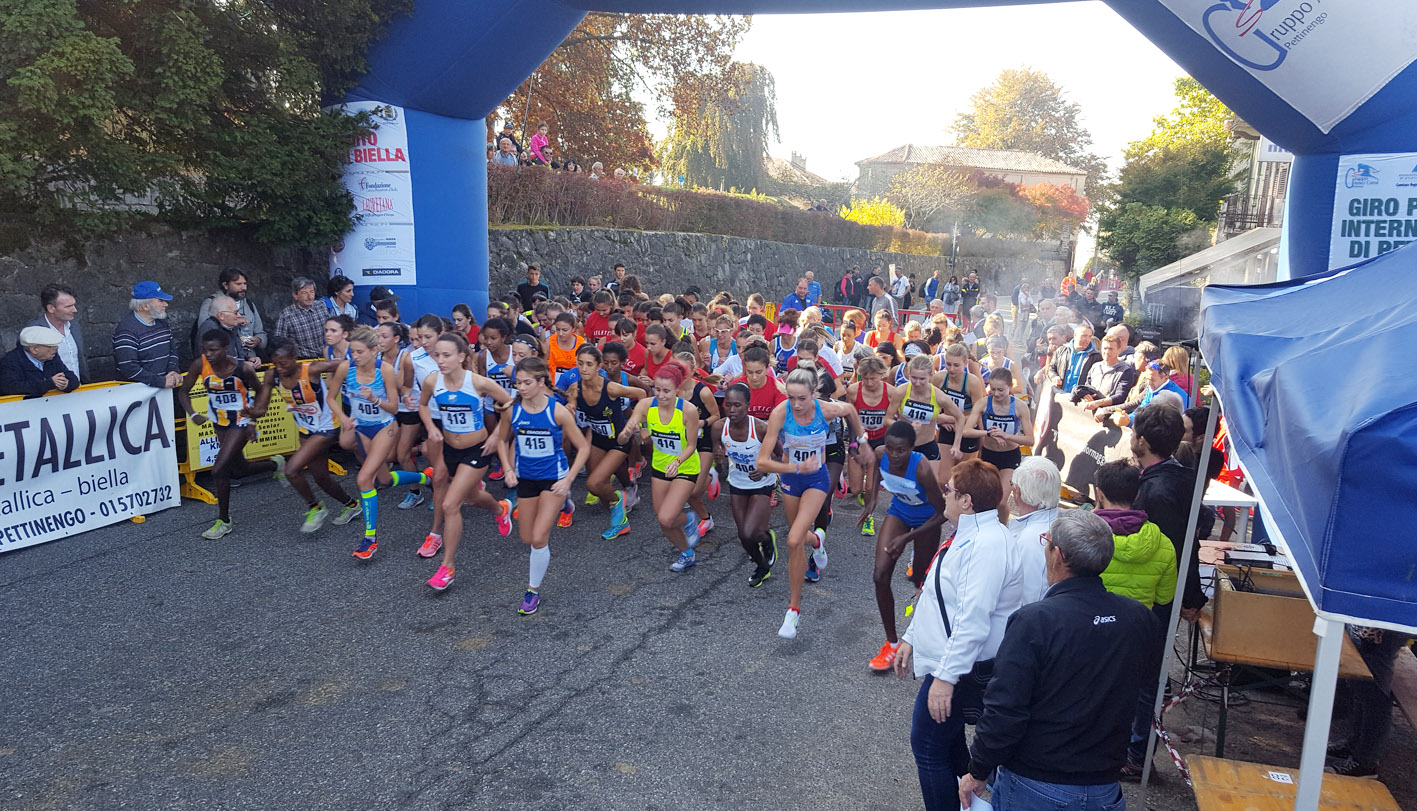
993, 767, 1125, 811
911, 675, 971, 811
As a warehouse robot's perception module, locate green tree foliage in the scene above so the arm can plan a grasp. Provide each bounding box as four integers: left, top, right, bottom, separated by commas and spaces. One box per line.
839, 197, 905, 228
1096, 202, 1208, 276
0, 0, 411, 245
953, 68, 1108, 197
658, 62, 779, 193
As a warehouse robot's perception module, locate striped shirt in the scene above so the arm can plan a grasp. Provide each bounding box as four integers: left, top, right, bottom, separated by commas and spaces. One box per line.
112, 313, 178, 387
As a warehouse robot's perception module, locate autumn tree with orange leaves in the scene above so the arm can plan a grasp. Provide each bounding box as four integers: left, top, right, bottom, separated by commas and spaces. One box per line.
490, 13, 750, 174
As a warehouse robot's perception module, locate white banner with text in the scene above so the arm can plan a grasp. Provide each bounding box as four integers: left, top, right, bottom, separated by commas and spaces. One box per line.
329, 100, 417, 286
0, 385, 180, 553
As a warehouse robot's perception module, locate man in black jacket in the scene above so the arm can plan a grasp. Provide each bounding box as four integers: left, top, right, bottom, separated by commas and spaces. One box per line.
1131, 404, 1213, 617
0, 326, 78, 399
961, 510, 1159, 811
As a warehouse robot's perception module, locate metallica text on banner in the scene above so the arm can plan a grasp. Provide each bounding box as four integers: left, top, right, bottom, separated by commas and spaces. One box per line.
0, 385, 180, 553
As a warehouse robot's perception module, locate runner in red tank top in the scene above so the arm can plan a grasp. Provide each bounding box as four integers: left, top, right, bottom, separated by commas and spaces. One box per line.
730, 345, 786, 420
845, 355, 896, 526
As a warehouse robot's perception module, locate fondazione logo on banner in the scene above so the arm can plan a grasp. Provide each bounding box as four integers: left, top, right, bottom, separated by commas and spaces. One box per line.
1199, 0, 1331, 72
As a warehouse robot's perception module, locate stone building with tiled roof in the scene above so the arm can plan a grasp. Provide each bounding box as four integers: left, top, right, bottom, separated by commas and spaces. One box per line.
854, 144, 1086, 197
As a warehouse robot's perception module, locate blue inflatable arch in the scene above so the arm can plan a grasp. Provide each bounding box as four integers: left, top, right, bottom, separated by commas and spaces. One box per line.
336, 0, 1417, 318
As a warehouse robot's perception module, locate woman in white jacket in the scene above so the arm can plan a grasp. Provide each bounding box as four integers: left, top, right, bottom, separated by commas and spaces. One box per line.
895, 458, 1030, 811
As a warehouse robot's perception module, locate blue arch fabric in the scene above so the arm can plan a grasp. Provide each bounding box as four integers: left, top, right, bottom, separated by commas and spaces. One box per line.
1200, 245, 1417, 633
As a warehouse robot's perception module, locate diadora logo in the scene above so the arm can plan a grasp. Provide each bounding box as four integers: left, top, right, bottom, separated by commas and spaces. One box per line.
1199, 0, 1329, 72
1093, 615, 1116, 626
364, 237, 397, 250
1344, 163, 1381, 189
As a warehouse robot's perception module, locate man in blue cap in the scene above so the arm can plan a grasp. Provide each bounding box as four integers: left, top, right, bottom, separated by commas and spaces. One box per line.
113, 281, 182, 388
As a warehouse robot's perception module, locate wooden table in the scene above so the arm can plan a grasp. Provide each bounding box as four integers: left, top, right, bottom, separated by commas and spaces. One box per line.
1187, 755, 1401, 811
1200, 577, 1371, 756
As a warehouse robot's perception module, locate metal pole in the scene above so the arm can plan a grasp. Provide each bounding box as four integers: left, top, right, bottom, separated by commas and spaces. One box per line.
1138, 388, 1220, 802
1295, 617, 1344, 811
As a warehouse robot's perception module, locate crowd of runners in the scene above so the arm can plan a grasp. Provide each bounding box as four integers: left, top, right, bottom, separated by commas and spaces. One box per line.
187, 269, 1040, 646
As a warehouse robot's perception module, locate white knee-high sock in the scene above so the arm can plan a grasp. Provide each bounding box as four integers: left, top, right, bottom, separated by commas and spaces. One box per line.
529, 545, 550, 589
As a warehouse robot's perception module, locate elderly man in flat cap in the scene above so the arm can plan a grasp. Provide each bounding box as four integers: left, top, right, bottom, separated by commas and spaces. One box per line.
0, 326, 78, 398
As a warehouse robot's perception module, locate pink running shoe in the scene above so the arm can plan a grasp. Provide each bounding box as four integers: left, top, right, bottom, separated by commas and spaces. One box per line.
427, 564, 454, 591
707, 467, 721, 500
416, 534, 443, 558
496, 500, 513, 537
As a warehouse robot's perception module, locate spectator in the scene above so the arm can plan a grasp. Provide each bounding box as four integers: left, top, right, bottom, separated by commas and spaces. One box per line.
517, 265, 552, 311
921, 269, 942, 302
587, 274, 603, 295
1139, 361, 1191, 409
273, 276, 330, 359
323, 274, 358, 321
528, 121, 550, 161
837, 266, 860, 307
1039, 277, 1057, 301
1077, 285, 1105, 327
567, 276, 588, 305
1024, 299, 1058, 365
942, 275, 961, 316
114, 281, 182, 388
28, 283, 89, 384
959, 510, 1161, 811
0, 326, 77, 398
357, 285, 399, 327
589, 161, 604, 180
1008, 456, 1060, 606
959, 270, 981, 324
1114, 323, 1135, 359
1012, 279, 1036, 342
491, 137, 519, 167
605, 263, 627, 294
1328, 625, 1417, 777
532, 144, 558, 168
1163, 345, 1192, 395
1048, 323, 1100, 394
497, 121, 523, 156
1079, 327, 1137, 406
196, 268, 267, 358
804, 271, 823, 305
781, 277, 813, 313
890, 271, 912, 307
897, 459, 1027, 811
1100, 290, 1125, 329
193, 295, 251, 361
1094, 461, 1177, 611
863, 276, 898, 325
1132, 404, 1213, 620
1031, 324, 1072, 393
613, 168, 626, 181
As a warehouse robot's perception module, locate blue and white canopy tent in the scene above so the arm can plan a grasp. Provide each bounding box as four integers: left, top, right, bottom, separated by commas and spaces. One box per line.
332, 2, 1417, 806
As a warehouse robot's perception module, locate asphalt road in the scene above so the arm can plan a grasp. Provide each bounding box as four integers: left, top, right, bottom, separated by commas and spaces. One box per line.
10, 467, 1405, 810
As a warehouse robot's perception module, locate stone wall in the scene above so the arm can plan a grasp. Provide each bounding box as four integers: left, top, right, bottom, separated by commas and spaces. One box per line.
0, 226, 314, 380
488, 226, 1065, 307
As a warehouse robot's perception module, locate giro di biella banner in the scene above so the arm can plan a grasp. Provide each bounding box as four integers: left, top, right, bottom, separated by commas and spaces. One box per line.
0, 385, 180, 553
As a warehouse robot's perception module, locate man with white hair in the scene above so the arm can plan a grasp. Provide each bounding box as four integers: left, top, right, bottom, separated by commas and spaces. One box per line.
804, 270, 822, 304
0, 326, 78, 398
113, 281, 182, 389
1009, 456, 1061, 604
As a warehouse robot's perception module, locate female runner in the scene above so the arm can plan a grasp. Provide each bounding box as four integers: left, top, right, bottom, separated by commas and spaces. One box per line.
565, 344, 644, 540
979, 334, 1021, 395
675, 348, 719, 538
402, 316, 445, 543
178, 330, 267, 540
546, 311, 584, 377
860, 420, 950, 671
968, 367, 1033, 519
865, 310, 902, 350
618, 362, 702, 573
451, 303, 479, 346
419, 332, 514, 591
888, 355, 965, 469
757, 368, 874, 640
328, 326, 429, 560
846, 356, 894, 531
477, 316, 516, 483
379, 321, 426, 510
714, 383, 779, 587
497, 357, 590, 615
772, 310, 800, 374
259, 340, 360, 533
932, 342, 986, 481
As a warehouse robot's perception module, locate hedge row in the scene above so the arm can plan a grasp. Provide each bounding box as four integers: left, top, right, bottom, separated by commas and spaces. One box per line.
487, 165, 949, 256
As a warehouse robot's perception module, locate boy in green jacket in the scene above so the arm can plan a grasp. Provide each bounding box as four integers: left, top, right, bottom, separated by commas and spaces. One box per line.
1093, 460, 1177, 608
1093, 459, 1179, 776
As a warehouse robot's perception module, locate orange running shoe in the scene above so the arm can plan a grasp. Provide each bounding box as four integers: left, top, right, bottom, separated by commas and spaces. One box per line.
557, 509, 573, 528
869, 641, 900, 672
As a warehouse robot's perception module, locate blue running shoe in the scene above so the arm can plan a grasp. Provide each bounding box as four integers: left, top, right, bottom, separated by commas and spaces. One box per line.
670, 549, 697, 572
683, 510, 700, 548
804, 556, 821, 583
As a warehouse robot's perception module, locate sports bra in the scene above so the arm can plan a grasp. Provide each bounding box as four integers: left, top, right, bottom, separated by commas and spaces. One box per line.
781, 400, 829, 469
854, 382, 891, 440
900, 385, 940, 428
942, 369, 974, 414
983, 395, 1020, 437
576, 375, 625, 439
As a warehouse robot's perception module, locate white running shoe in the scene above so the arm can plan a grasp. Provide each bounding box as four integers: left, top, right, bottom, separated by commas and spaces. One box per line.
811, 528, 828, 570
622, 483, 640, 513
778, 608, 801, 639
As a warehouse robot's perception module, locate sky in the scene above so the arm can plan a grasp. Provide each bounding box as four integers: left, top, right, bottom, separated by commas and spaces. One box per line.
715, 2, 1189, 184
